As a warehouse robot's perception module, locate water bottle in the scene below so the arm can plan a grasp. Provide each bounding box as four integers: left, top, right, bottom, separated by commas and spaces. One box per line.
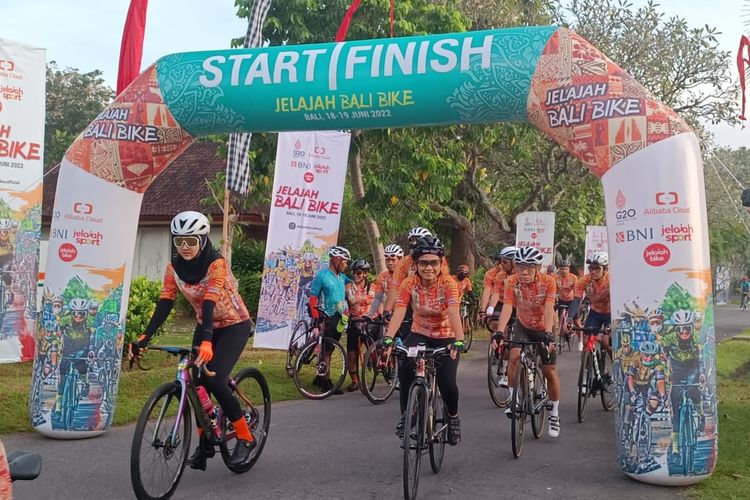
196, 386, 221, 439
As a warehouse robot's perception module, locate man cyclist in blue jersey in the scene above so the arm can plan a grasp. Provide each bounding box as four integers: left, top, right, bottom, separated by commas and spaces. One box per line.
308, 246, 352, 395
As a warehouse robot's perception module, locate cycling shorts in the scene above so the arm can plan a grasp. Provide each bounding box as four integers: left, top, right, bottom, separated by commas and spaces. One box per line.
511, 322, 556, 366
584, 310, 611, 333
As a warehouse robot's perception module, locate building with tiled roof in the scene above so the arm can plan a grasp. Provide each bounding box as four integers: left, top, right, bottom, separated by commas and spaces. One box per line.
42, 142, 269, 279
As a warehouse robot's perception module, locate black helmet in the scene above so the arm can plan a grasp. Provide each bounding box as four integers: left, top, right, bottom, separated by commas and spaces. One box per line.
351, 259, 371, 271
411, 235, 445, 260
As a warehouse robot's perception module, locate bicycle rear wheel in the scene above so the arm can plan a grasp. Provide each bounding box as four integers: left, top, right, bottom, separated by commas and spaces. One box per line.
220, 368, 272, 473
599, 350, 616, 411
487, 341, 510, 408
294, 337, 347, 400
511, 364, 527, 458
286, 320, 308, 377
359, 340, 398, 404
403, 383, 426, 500
131, 382, 191, 500
531, 360, 547, 439
577, 352, 592, 423
429, 392, 447, 473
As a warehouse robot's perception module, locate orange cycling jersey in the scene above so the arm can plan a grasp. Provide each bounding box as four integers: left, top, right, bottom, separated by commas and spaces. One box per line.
490, 269, 511, 299
346, 280, 375, 319
392, 255, 450, 288
483, 267, 501, 288
160, 259, 250, 329
373, 270, 395, 295
556, 273, 578, 302
574, 273, 610, 314
503, 274, 556, 331
454, 276, 473, 299
397, 274, 459, 339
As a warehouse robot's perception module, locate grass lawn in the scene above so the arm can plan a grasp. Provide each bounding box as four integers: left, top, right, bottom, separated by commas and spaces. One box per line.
690, 340, 750, 498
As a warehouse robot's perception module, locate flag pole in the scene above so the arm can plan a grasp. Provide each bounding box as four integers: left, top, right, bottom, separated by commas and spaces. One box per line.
222, 188, 231, 262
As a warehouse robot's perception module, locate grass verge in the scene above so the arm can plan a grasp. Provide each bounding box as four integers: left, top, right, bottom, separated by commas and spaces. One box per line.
690, 340, 750, 498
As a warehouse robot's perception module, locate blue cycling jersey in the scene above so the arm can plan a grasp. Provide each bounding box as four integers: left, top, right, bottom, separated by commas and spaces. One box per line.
309, 268, 349, 317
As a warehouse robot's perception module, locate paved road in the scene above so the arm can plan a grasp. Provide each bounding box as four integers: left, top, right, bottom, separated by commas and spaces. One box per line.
714, 303, 750, 342
4, 340, 686, 500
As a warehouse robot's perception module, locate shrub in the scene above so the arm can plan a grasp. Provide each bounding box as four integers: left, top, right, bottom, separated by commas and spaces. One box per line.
235, 271, 262, 318
125, 276, 173, 344
232, 237, 266, 274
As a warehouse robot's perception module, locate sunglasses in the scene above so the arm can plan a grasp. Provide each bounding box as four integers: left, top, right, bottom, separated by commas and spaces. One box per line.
416, 259, 441, 268
354, 270, 365, 275
173, 236, 201, 248
516, 264, 536, 272
588, 265, 602, 271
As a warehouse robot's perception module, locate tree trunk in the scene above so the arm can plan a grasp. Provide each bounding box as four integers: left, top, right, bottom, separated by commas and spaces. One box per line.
449, 224, 475, 272
349, 130, 385, 273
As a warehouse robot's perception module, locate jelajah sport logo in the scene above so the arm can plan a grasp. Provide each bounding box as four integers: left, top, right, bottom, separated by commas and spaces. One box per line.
74, 229, 104, 246
661, 223, 693, 243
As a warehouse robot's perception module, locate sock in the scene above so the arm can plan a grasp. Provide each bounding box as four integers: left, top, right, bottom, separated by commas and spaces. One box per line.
550, 400, 559, 416
197, 427, 204, 438
232, 416, 254, 442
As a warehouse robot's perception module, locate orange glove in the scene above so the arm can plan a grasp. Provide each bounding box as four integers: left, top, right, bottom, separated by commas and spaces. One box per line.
195, 341, 213, 367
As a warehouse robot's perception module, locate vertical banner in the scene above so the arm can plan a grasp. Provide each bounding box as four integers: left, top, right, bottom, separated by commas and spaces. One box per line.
515, 211, 555, 267
584, 225, 609, 264
254, 131, 351, 349
0, 39, 45, 363
606, 134, 716, 484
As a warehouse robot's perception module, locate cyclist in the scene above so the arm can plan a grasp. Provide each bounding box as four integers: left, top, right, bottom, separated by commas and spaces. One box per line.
131, 211, 255, 469
345, 259, 375, 391
308, 245, 352, 395
53, 298, 94, 423
740, 274, 750, 311
661, 310, 703, 465
0, 219, 14, 287
454, 265, 474, 300
383, 236, 465, 445
367, 244, 403, 318
496, 246, 561, 438
296, 252, 317, 318
482, 246, 518, 332
569, 251, 611, 354
626, 340, 667, 417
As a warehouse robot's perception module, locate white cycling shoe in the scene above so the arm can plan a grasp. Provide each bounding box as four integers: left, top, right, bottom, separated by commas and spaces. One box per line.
548, 415, 560, 438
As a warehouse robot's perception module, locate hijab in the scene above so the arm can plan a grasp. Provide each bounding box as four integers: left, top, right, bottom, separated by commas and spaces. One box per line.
172, 236, 222, 284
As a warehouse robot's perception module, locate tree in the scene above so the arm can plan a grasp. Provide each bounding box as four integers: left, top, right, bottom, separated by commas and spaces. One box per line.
45, 62, 114, 168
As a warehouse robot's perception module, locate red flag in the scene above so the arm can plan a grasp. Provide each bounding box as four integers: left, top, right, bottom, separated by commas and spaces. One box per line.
117, 0, 149, 95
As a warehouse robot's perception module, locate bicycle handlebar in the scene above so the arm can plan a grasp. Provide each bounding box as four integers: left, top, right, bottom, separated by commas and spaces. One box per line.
568, 326, 610, 334
349, 316, 386, 327
393, 344, 451, 358
144, 345, 216, 377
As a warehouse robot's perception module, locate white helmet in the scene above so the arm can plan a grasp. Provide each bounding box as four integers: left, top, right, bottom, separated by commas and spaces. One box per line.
384, 244, 404, 258
329, 245, 351, 260
514, 246, 544, 265
587, 251, 609, 267
670, 310, 695, 327
0, 219, 13, 230
407, 227, 432, 239
498, 246, 520, 260
68, 298, 89, 312
170, 211, 210, 236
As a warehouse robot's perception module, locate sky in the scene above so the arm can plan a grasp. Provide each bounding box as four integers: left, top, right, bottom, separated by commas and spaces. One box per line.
0, 0, 747, 148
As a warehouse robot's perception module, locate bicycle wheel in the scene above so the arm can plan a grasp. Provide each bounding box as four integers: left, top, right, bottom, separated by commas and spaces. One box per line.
577, 352, 592, 423
636, 411, 651, 463
286, 320, 309, 377
511, 363, 527, 458
487, 341, 510, 408
130, 382, 191, 500
531, 360, 547, 439
429, 391, 447, 473
679, 403, 696, 475
293, 337, 347, 400
463, 316, 474, 352
62, 373, 77, 429
599, 350, 616, 411
220, 368, 272, 473
359, 340, 398, 404
403, 383, 426, 500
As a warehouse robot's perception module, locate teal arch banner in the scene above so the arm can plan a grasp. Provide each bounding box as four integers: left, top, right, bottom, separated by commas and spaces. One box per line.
30, 26, 714, 487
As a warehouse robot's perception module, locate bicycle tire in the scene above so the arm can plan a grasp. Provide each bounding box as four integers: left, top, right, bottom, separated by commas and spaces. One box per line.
487, 341, 510, 408
577, 352, 592, 423
531, 359, 546, 439
130, 382, 191, 500
61, 372, 76, 429
599, 350, 615, 411
636, 411, 651, 463
293, 337, 347, 400
286, 320, 309, 377
220, 368, 272, 473
359, 340, 397, 405
403, 383, 426, 500
429, 391, 447, 473
679, 400, 696, 475
511, 362, 527, 458
463, 316, 474, 352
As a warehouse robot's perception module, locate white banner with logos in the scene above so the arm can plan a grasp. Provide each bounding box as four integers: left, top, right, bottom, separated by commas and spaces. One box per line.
0, 39, 45, 363
254, 131, 351, 349
515, 211, 555, 267
604, 133, 716, 482
584, 225, 608, 265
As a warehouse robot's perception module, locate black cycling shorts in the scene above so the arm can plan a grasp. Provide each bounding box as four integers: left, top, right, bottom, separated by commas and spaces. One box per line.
511, 322, 556, 366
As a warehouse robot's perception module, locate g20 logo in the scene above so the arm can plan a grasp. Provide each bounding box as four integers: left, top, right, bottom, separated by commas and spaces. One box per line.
615, 209, 636, 220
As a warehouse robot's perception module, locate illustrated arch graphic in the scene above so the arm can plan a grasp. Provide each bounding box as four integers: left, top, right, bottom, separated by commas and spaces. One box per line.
32, 26, 715, 485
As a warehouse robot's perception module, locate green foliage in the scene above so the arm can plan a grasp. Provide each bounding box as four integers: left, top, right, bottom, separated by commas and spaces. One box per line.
126, 276, 172, 344
236, 271, 263, 317
660, 283, 696, 321
232, 236, 266, 274
61, 276, 94, 305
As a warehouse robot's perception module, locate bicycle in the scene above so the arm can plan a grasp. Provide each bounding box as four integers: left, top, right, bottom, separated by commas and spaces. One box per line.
394, 344, 453, 500
673, 382, 700, 475
286, 317, 312, 377
291, 311, 348, 400
556, 304, 572, 353
130, 346, 271, 500
460, 294, 478, 351
571, 326, 615, 423
506, 339, 551, 458
486, 319, 514, 408
57, 354, 91, 430
621, 389, 655, 467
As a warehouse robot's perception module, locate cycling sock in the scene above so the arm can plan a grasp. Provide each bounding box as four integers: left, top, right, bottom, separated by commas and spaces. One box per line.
232, 416, 254, 442
550, 400, 559, 416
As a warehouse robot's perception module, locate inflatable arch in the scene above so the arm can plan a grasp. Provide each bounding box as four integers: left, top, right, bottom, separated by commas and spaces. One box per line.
31, 26, 716, 485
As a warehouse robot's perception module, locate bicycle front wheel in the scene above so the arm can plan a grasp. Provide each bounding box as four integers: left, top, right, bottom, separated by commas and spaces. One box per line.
360, 340, 398, 404
463, 316, 474, 351
403, 383, 426, 500
487, 341, 510, 408
429, 391, 447, 473
220, 368, 272, 473
531, 361, 547, 439
286, 320, 309, 377
511, 364, 527, 458
577, 352, 592, 423
599, 350, 616, 411
130, 382, 191, 500
294, 337, 347, 400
